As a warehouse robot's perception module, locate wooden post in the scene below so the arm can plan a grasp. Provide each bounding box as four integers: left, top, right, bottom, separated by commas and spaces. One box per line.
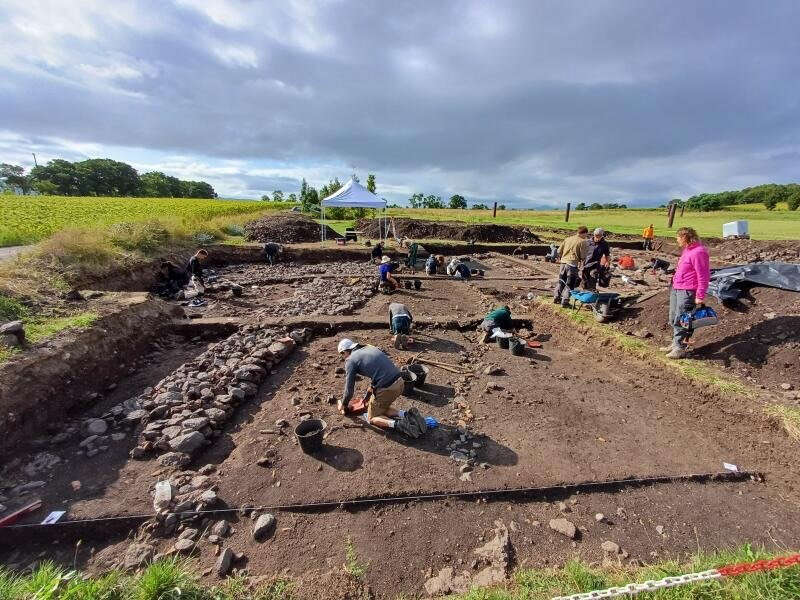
667, 203, 676, 228
492, 202, 497, 218
680, 204, 685, 218
564, 202, 571, 222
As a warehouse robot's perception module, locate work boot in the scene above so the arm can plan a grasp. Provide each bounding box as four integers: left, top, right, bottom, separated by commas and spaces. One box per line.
666, 346, 687, 359
394, 414, 421, 439
552, 297, 561, 304
406, 407, 428, 437
560, 299, 571, 308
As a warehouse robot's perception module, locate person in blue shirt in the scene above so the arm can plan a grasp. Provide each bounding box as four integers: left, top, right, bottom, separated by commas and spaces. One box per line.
378, 255, 398, 291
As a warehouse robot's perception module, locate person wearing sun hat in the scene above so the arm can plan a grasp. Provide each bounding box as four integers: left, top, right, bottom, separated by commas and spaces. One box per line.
378, 255, 398, 292
336, 338, 426, 437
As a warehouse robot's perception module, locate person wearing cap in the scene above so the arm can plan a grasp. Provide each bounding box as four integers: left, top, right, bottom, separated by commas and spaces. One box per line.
479, 305, 512, 344
336, 339, 427, 437
553, 226, 589, 307
582, 228, 611, 290
388, 302, 413, 349
378, 255, 398, 292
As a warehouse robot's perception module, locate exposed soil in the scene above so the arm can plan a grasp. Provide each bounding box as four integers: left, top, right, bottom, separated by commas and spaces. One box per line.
245, 213, 339, 244
2, 249, 800, 599
357, 218, 542, 243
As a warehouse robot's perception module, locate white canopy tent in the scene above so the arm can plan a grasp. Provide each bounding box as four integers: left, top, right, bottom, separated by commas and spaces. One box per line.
320, 176, 388, 242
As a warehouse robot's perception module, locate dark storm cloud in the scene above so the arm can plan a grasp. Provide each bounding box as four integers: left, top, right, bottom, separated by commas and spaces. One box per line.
1, 0, 799, 204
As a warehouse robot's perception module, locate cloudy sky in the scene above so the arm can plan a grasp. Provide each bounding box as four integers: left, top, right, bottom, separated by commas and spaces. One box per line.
1, 1, 799, 207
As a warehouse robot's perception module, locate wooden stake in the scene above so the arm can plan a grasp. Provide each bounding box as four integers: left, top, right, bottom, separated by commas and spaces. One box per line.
565, 202, 571, 222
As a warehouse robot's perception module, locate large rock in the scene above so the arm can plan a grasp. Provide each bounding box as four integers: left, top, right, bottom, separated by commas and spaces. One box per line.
181, 417, 210, 431
253, 513, 276, 541
0, 333, 21, 348
0, 320, 23, 334
215, 547, 234, 578
153, 480, 173, 510
549, 518, 576, 539
169, 431, 206, 454
157, 452, 190, 468
124, 409, 148, 424
123, 542, 154, 571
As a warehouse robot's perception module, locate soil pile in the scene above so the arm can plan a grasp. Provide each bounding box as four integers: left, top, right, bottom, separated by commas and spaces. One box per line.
244, 213, 338, 244
356, 218, 541, 243
707, 239, 800, 263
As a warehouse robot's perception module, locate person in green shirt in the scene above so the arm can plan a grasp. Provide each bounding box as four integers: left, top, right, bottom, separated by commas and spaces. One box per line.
480, 305, 512, 343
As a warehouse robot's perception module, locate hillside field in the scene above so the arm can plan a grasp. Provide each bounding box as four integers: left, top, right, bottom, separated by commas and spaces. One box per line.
0, 195, 293, 247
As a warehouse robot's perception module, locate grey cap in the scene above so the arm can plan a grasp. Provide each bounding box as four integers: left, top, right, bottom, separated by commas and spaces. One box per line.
593, 228, 605, 236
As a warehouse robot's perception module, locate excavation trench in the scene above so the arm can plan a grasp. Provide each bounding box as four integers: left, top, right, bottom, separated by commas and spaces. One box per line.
1, 248, 798, 598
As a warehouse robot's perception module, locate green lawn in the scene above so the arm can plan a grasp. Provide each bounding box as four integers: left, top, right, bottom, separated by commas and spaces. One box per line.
379, 203, 798, 240
0, 195, 296, 247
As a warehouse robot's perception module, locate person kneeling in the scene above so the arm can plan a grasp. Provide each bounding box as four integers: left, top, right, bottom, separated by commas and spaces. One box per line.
378, 255, 398, 292
337, 339, 427, 437
388, 301, 413, 349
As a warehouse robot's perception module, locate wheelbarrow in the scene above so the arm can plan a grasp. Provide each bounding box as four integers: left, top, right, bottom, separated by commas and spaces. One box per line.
569, 290, 625, 323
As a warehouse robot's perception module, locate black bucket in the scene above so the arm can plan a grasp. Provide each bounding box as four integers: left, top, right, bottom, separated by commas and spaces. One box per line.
407, 363, 429, 386
295, 419, 326, 453
509, 338, 525, 356
413, 279, 422, 290
497, 336, 510, 349
404, 280, 413, 289
400, 368, 417, 395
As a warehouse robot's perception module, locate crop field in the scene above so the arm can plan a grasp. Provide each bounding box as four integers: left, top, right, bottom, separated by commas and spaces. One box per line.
0, 196, 294, 247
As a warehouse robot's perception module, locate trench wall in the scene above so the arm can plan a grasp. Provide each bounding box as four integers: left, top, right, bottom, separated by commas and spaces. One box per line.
0, 294, 179, 453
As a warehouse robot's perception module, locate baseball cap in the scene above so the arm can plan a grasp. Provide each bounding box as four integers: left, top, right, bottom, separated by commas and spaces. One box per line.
337, 338, 359, 353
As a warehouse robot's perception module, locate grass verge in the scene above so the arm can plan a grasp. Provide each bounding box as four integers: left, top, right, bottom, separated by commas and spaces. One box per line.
0, 309, 98, 363
534, 297, 752, 397
765, 404, 800, 442
1, 546, 797, 599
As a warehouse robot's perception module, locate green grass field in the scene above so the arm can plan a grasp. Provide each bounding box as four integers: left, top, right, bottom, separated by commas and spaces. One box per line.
0, 195, 295, 247
376, 203, 798, 240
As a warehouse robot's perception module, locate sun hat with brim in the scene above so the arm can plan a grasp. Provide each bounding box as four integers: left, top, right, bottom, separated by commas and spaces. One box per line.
381, 256, 391, 264
338, 338, 359, 353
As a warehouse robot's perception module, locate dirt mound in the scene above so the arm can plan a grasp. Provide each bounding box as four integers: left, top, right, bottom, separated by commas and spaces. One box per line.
245, 212, 338, 244
707, 238, 800, 263
356, 218, 541, 243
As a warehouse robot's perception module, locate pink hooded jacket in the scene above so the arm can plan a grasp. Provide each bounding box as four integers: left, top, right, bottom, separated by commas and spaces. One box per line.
672, 242, 710, 300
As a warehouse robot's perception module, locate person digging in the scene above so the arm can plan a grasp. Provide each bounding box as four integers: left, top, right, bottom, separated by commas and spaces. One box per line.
184, 249, 209, 306
263, 242, 284, 265
336, 338, 427, 438
378, 255, 399, 293
480, 305, 513, 344
388, 301, 413, 349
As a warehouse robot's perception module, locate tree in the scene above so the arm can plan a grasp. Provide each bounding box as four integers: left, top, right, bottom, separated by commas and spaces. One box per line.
140, 171, 172, 197
287, 193, 297, 203
0, 163, 31, 194
272, 190, 284, 202
408, 193, 424, 208
575, 202, 587, 210
33, 180, 58, 195
471, 203, 489, 210
30, 159, 80, 195
319, 178, 342, 201
422, 194, 444, 209
589, 202, 603, 210
74, 158, 140, 196
366, 173, 376, 194
448, 194, 467, 209
260, 194, 270, 201
498, 204, 506, 210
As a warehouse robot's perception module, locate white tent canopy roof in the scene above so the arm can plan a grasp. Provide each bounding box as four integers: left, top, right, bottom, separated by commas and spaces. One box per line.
321, 177, 386, 208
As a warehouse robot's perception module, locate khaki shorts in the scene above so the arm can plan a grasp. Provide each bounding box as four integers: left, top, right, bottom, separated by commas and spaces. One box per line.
368, 377, 404, 420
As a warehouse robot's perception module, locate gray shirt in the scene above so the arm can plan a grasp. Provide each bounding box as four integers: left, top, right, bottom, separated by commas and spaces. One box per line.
388, 302, 412, 321
342, 345, 401, 403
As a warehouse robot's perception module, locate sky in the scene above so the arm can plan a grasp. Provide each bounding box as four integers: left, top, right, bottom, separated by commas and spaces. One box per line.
1, 0, 799, 207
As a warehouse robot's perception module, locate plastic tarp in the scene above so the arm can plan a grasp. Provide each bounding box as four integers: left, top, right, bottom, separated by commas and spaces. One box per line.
708, 261, 800, 301
321, 178, 386, 208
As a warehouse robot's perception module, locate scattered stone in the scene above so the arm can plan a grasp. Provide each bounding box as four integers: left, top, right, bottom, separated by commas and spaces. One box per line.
215, 547, 234, 577
482, 365, 504, 376
173, 539, 195, 554
556, 501, 570, 513
179, 528, 200, 540
199, 490, 219, 506
124, 409, 148, 424
169, 431, 206, 454
548, 518, 576, 539
655, 525, 665, 535
601, 541, 620, 554
633, 328, 652, 339
0, 320, 24, 334
111, 432, 127, 441
595, 513, 605, 523
253, 513, 276, 541
780, 383, 794, 391
157, 452, 190, 468
211, 520, 230, 537
85, 419, 108, 435
153, 480, 173, 510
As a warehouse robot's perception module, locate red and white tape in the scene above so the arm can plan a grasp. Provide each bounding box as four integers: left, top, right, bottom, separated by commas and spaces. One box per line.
551, 554, 800, 600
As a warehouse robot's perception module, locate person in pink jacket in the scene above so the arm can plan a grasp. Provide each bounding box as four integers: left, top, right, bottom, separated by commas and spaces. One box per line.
661, 227, 710, 358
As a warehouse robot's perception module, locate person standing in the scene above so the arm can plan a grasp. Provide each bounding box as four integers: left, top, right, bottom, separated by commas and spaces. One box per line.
662, 227, 710, 359
582, 228, 611, 290
186, 249, 208, 303
553, 226, 589, 307
642, 224, 655, 251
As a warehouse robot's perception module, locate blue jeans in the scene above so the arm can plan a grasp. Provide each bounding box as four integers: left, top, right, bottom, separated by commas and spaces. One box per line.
669, 287, 695, 348
391, 315, 411, 335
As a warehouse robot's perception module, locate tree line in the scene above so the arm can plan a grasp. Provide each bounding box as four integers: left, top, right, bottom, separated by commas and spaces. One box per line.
684, 183, 800, 211
0, 159, 216, 198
